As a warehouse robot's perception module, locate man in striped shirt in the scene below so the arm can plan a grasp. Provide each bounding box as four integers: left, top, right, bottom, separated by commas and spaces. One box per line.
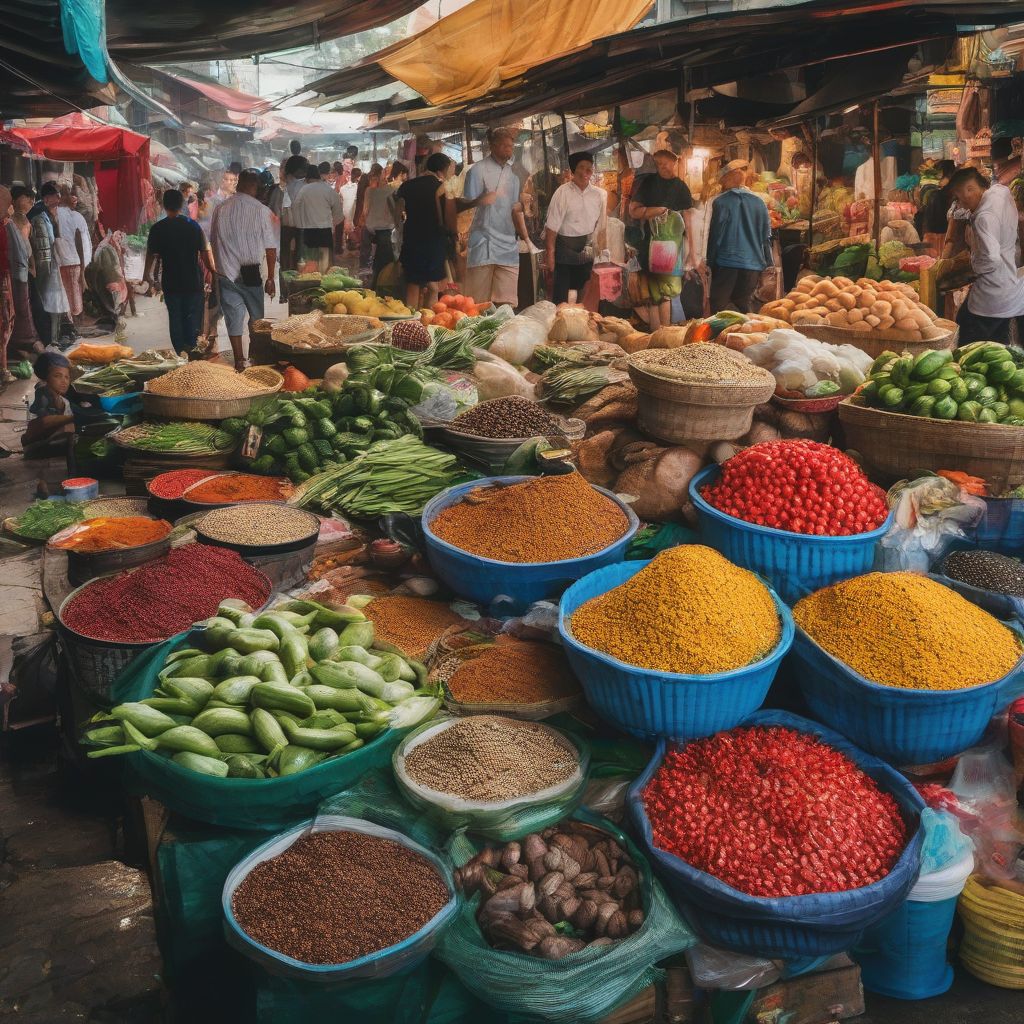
210, 169, 277, 369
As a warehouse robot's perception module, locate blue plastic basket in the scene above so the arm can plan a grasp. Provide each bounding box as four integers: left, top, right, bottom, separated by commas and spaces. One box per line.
422, 476, 639, 610
558, 560, 793, 741
626, 710, 925, 959
98, 391, 143, 415
790, 601, 1024, 766
688, 465, 894, 605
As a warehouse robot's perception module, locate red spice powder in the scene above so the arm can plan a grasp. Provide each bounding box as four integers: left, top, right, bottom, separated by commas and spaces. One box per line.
61, 543, 271, 643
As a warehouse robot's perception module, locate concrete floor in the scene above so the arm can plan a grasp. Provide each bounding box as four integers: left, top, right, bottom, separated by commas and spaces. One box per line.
1, 294, 1022, 1022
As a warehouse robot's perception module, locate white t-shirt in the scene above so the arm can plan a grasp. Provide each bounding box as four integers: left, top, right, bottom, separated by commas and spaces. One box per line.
966, 183, 1024, 319
53, 207, 92, 267
340, 181, 360, 222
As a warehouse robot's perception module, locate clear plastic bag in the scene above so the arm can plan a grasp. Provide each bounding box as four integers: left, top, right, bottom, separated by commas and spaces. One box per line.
392, 715, 590, 841
222, 814, 459, 982
919, 807, 974, 875
684, 944, 780, 991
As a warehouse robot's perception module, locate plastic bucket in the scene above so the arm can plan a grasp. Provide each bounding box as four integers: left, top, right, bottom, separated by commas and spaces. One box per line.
626, 710, 925, 959
558, 560, 793, 741
688, 465, 894, 605
421, 476, 639, 610
854, 853, 974, 999
223, 815, 458, 982
790, 622, 1024, 766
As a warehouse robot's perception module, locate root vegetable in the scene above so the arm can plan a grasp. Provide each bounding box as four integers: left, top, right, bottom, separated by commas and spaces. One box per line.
501, 842, 521, 869
519, 882, 536, 912
538, 895, 561, 921
538, 871, 565, 897
628, 910, 645, 930
523, 834, 547, 862
528, 857, 548, 882
508, 863, 529, 880
575, 872, 598, 888
594, 851, 611, 877
573, 899, 598, 930
605, 911, 629, 939
596, 875, 616, 890
539, 936, 587, 959
613, 866, 639, 900
594, 902, 618, 936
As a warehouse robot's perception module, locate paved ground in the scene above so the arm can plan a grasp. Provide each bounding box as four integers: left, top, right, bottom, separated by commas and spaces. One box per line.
1, 294, 1022, 1022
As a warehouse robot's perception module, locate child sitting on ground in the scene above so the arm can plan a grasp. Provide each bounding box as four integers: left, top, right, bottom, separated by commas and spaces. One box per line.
23, 351, 75, 460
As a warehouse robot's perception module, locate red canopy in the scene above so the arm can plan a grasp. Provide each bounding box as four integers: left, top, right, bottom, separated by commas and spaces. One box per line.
13, 114, 151, 233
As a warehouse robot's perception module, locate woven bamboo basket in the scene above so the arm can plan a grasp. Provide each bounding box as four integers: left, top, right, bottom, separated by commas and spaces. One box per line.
838, 398, 1024, 492
142, 367, 283, 421
798, 318, 958, 359
628, 360, 776, 442
271, 312, 384, 355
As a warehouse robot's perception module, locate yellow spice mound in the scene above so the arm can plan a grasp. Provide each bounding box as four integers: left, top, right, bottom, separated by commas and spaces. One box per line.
570, 545, 780, 673
793, 571, 1022, 690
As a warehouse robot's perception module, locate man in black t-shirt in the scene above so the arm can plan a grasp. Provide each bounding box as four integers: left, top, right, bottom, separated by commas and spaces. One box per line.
144, 189, 216, 355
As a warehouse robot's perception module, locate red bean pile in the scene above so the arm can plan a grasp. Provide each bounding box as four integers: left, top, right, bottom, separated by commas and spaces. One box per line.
231, 831, 450, 964
701, 439, 888, 536
642, 726, 908, 898
61, 543, 270, 643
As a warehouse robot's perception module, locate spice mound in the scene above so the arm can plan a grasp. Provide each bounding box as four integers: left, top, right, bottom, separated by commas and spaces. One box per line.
445, 639, 580, 707
643, 726, 908, 897
50, 516, 171, 552
943, 549, 1024, 597
402, 716, 579, 803
184, 473, 293, 504
701, 439, 889, 536
197, 503, 318, 547
570, 545, 780, 674
365, 595, 468, 658
793, 571, 1022, 690
450, 396, 561, 439
430, 472, 628, 563
147, 469, 216, 499
456, 822, 644, 957
231, 830, 450, 965
148, 361, 269, 398
629, 343, 773, 384
61, 544, 270, 643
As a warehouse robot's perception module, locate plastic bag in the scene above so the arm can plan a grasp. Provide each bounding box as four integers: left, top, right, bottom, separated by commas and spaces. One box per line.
409, 373, 479, 424
435, 809, 695, 1023
684, 944, 780, 991
877, 476, 985, 572
518, 300, 557, 331
392, 715, 590, 841
490, 316, 548, 365
222, 814, 459, 982
919, 808, 974, 874
472, 349, 537, 401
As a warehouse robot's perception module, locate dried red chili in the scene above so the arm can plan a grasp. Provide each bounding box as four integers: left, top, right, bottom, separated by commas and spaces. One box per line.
642, 726, 907, 898
147, 469, 217, 500
61, 543, 270, 643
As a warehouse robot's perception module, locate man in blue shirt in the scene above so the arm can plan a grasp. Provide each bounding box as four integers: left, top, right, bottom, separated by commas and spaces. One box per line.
707, 160, 772, 314
461, 126, 530, 307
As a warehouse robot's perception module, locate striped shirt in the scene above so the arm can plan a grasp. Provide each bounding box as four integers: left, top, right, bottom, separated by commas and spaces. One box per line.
210, 193, 277, 281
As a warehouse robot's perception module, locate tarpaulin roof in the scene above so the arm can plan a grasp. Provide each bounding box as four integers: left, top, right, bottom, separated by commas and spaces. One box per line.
303, 0, 654, 108
156, 70, 272, 115
103, 0, 425, 62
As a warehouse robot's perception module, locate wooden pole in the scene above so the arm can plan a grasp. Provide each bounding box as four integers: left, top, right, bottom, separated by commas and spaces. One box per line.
872, 101, 882, 251
464, 118, 473, 166
559, 111, 570, 168
539, 116, 552, 225
808, 118, 818, 247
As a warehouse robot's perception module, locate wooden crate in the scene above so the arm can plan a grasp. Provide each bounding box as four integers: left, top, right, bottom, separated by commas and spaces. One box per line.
748, 957, 864, 1024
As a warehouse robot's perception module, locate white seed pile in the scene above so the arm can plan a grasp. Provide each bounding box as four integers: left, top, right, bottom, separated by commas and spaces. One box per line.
198, 503, 317, 546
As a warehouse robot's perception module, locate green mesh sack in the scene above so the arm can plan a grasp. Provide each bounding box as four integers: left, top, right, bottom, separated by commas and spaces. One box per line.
110, 635, 409, 831
434, 809, 695, 1023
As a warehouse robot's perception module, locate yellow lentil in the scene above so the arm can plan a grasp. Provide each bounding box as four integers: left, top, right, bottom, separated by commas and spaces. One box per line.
793, 572, 1022, 690
569, 545, 781, 673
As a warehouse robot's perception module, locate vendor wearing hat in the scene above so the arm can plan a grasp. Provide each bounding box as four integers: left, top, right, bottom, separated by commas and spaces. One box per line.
628, 147, 696, 330
22, 351, 75, 460
706, 159, 772, 314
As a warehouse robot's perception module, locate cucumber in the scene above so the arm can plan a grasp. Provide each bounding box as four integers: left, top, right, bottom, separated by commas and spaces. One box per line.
911, 350, 952, 380
910, 395, 936, 417
947, 378, 969, 404
988, 360, 1017, 384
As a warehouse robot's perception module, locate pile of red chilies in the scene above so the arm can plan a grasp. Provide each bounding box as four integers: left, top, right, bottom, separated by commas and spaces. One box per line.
642, 726, 907, 897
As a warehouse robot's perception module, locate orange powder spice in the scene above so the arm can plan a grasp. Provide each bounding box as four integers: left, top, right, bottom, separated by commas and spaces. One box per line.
446, 639, 581, 705
430, 472, 628, 563
366, 595, 469, 657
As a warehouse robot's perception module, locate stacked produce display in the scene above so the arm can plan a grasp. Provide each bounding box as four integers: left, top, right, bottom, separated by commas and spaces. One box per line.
31, 261, 1023, 1020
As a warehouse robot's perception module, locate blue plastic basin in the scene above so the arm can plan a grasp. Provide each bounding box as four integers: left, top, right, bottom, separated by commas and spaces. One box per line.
688, 465, 894, 605
421, 476, 639, 610
626, 710, 925, 959
558, 559, 793, 741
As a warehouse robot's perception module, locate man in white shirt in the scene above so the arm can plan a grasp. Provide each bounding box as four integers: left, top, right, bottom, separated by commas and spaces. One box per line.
210, 169, 278, 369
544, 152, 607, 304
291, 165, 345, 273
279, 154, 308, 278
340, 168, 361, 252
54, 187, 92, 332
949, 168, 1024, 344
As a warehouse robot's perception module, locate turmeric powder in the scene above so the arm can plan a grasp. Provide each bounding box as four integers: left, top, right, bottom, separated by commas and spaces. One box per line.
569, 545, 780, 673
793, 572, 1022, 690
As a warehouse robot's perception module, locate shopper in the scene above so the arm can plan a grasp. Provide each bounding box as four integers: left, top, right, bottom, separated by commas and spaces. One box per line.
461, 126, 530, 307
356, 163, 383, 269
364, 166, 399, 288
279, 154, 308, 277
340, 168, 361, 252
84, 230, 129, 333
396, 153, 455, 310
991, 138, 1023, 264
210, 168, 277, 369
28, 183, 70, 347
6, 186, 40, 352
917, 160, 957, 258
291, 164, 344, 273
144, 188, 216, 356
180, 181, 200, 220
628, 148, 697, 330
53, 186, 92, 332
706, 160, 772, 314
23, 350, 75, 459
948, 167, 1024, 343
0, 186, 13, 383
543, 151, 607, 304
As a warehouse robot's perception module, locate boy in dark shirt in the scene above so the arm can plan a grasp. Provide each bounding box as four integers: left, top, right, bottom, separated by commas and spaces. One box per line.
144, 189, 216, 356
23, 351, 75, 459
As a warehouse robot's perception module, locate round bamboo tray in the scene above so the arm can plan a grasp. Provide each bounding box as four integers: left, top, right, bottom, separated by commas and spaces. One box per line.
799, 319, 958, 359
628, 360, 775, 442
838, 397, 1024, 493
142, 368, 282, 421
772, 392, 845, 414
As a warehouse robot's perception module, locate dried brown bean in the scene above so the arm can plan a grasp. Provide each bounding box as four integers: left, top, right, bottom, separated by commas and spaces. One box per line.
613, 866, 638, 899
519, 882, 536, 912
523, 834, 547, 862
508, 863, 529, 880
574, 871, 598, 888
528, 858, 548, 882
538, 936, 586, 959
538, 870, 564, 897
572, 899, 598, 930
628, 909, 645, 930
605, 910, 628, 939
596, 875, 615, 890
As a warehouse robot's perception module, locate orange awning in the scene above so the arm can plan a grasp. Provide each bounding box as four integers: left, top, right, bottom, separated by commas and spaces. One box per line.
378, 0, 653, 106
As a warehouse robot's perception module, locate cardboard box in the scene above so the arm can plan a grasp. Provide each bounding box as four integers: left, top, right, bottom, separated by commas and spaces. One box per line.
748, 959, 864, 1024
